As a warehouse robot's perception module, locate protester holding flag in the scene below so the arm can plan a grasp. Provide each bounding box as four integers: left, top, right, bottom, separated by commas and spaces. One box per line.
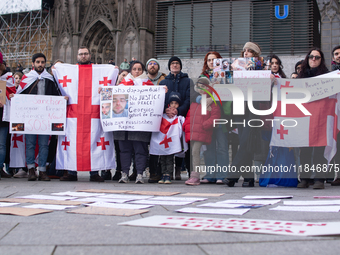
297, 48, 329, 189
116, 61, 153, 184
149, 92, 185, 184
0, 51, 16, 179
16, 53, 61, 181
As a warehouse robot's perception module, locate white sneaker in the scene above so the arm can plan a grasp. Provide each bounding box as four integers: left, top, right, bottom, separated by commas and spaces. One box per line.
135, 174, 144, 184
13, 169, 28, 178
118, 172, 129, 183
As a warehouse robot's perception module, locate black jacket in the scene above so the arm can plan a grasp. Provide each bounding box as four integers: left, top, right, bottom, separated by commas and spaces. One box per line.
159, 72, 191, 117
20, 78, 61, 96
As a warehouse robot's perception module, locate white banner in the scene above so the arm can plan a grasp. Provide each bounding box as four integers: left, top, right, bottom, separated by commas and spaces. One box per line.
10, 94, 67, 135
214, 70, 271, 101
100, 86, 165, 132
119, 215, 340, 236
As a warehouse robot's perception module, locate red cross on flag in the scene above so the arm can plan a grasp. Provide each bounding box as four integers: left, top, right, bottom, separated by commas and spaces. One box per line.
149, 114, 187, 155
270, 80, 340, 162
53, 63, 119, 171
120, 73, 154, 86
9, 134, 26, 168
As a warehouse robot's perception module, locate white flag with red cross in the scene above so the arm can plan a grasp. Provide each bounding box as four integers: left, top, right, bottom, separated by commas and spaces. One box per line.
9, 134, 26, 168
149, 114, 186, 156
53, 64, 118, 171
270, 79, 340, 162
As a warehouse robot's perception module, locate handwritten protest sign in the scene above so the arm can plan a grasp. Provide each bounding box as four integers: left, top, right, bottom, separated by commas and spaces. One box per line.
100, 86, 165, 132
277, 70, 340, 102
213, 70, 271, 101
0, 80, 6, 105
10, 94, 66, 135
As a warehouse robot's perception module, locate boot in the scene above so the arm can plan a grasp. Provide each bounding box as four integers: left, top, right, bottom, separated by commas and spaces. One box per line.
28, 167, 37, 181
0, 168, 12, 178
175, 166, 181, 180
38, 171, 51, 181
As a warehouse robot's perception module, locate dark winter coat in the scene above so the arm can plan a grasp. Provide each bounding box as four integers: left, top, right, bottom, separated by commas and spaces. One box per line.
159, 72, 191, 117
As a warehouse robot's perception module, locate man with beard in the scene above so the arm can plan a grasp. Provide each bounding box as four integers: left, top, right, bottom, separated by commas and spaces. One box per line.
146, 58, 166, 85
16, 53, 61, 181
331, 45, 340, 71
145, 58, 167, 183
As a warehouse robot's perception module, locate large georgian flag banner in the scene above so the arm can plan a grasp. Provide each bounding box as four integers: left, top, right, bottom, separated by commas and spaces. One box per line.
53, 63, 118, 171
270, 75, 340, 162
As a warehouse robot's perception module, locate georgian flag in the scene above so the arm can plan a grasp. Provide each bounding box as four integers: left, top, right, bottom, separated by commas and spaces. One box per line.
270, 79, 340, 162
0, 72, 15, 121
16, 69, 54, 94
9, 134, 26, 168
149, 114, 187, 155
53, 63, 118, 171
120, 73, 154, 86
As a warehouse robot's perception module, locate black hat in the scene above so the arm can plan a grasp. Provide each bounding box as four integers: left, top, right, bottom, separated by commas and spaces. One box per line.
168, 56, 182, 70
168, 92, 182, 106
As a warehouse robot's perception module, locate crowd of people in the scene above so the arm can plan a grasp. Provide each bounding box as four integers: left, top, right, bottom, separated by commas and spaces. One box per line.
1, 43, 340, 189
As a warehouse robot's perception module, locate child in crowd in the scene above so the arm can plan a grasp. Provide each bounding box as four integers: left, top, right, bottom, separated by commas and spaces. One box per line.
183, 77, 221, 185
149, 92, 185, 184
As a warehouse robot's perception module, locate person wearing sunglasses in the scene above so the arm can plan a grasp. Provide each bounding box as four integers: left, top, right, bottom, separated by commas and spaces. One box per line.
297, 48, 329, 189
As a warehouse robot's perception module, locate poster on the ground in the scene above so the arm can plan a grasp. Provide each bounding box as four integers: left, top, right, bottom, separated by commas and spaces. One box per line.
10, 94, 67, 135
100, 86, 165, 132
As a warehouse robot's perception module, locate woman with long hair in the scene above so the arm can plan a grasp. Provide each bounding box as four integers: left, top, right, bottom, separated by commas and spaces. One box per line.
297, 48, 329, 189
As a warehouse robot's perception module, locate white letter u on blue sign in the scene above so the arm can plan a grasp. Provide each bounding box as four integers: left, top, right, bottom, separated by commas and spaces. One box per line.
275, 5, 289, 19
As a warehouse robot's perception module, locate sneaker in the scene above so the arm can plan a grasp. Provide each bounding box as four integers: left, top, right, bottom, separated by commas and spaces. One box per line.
216, 180, 224, 185
185, 172, 200, 185
223, 178, 236, 187
200, 179, 215, 184
27, 167, 37, 181
135, 174, 144, 184
112, 170, 122, 181
90, 174, 105, 182
60, 173, 78, 181
164, 175, 171, 184
313, 180, 325, 189
38, 171, 51, 181
148, 173, 162, 183
297, 179, 309, 188
331, 178, 340, 186
13, 169, 28, 178
118, 172, 129, 183
158, 176, 165, 184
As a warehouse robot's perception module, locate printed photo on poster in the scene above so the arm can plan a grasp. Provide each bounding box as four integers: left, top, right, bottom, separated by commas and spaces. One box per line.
101, 87, 113, 101
112, 94, 129, 118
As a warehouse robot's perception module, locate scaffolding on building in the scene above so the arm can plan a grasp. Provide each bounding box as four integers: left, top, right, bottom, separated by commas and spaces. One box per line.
0, 5, 52, 70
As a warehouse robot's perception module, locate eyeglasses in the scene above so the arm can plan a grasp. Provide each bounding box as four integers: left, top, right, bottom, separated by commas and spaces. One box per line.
78, 53, 89, 56
308, 55, 321, 60
171, 62, 180, 65
148, 62, 158, 66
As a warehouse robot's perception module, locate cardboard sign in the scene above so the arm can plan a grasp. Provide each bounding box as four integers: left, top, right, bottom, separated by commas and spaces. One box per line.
68, 207, 149, 217
214, 71, 271, 101
100, 86, 165, 132
119, 215, 340, 236
0, 80, 6, 105
10, 94, 66, 135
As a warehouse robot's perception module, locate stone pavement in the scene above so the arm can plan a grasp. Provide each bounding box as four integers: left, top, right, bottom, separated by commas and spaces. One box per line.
1, 172, 340, 255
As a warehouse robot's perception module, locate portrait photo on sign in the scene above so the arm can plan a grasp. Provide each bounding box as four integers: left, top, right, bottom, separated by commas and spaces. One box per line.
101, 87, 113, 101
213, 58, 222, 72
101, 102, 112, 119
12, 123, 24, 131
112, 94, 128, 118
52, 123, 64, 131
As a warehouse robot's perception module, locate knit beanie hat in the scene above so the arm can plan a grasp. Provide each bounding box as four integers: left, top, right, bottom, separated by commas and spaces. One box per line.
168, 56, 182, 70
146, 58, 160, 69
194, 77, 211, 94
243, 42, 261, 56
168, 91, 182, 106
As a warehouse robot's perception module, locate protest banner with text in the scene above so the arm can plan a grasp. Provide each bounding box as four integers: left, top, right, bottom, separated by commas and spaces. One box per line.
10, 94, 67, 135
100, 86, 165, 132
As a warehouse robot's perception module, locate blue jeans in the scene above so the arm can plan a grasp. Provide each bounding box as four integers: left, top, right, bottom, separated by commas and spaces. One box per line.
203, 125, 229, 181
25, 134, 49, 172
0, 126, 8, 168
